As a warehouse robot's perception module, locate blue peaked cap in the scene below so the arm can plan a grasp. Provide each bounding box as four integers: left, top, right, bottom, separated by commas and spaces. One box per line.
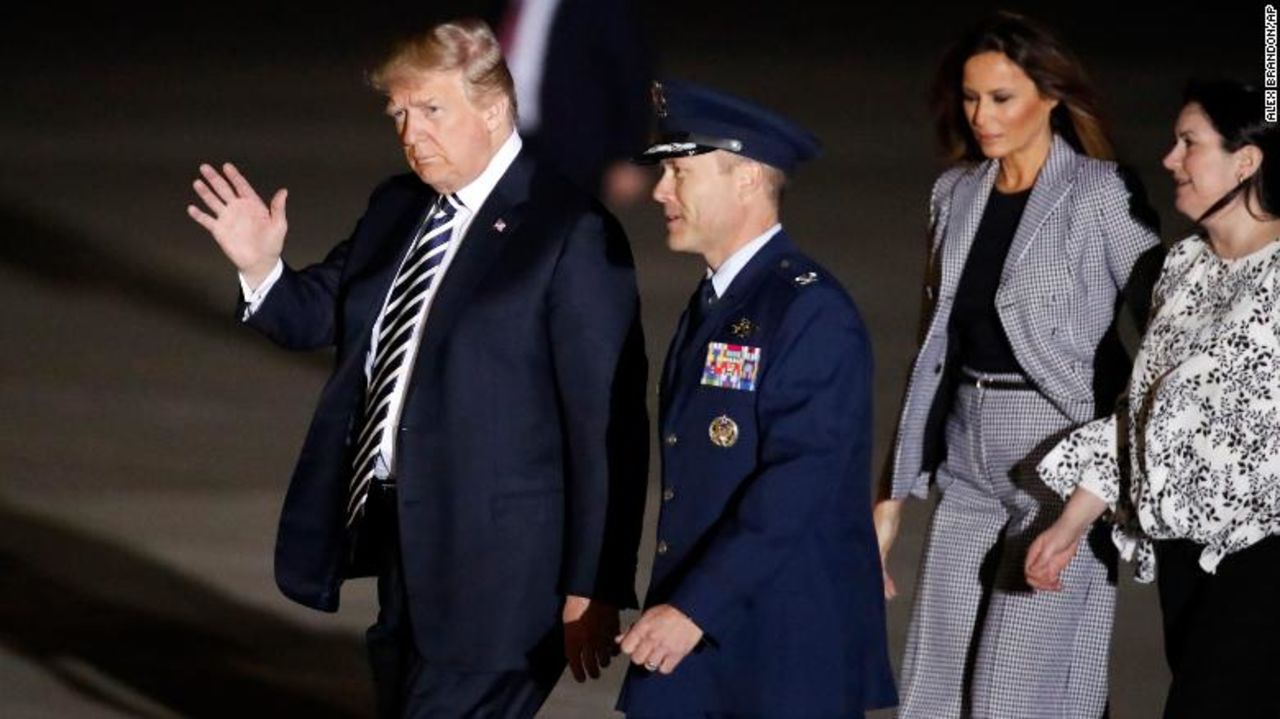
634, 80, 822, 174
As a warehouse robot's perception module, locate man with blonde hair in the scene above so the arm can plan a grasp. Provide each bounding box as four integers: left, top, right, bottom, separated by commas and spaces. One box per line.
187, 18, 648, 718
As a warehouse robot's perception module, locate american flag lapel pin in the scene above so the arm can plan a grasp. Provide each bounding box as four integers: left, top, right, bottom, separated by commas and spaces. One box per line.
494, 218, 507, 232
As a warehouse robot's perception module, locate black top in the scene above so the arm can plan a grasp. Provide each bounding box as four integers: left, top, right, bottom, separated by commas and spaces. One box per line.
950, 187, 1032, 373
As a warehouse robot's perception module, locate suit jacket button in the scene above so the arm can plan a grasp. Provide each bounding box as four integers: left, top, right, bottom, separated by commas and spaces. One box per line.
664, 433, 679, 446
662, 488, 675, 502
656, 540, 669, 555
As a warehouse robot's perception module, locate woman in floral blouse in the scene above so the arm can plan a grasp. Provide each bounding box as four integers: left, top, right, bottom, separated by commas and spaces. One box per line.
1026, 80, 1280, 718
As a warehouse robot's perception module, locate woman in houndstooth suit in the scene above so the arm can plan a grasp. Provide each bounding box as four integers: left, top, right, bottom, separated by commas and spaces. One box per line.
874, 12, 1161, 718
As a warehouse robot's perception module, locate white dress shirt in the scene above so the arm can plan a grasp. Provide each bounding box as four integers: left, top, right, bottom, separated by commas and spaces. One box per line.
707, 223, 783, 298
242, 130, 524, 476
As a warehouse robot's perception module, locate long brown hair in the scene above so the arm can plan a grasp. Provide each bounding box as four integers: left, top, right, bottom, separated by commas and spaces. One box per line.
931, 11, 1113, 162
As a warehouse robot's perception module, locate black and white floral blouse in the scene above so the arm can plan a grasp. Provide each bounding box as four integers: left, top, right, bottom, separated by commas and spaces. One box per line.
1038, 235, 1280, 582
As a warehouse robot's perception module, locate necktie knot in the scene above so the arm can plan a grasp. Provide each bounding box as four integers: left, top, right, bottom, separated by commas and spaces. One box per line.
436, 194, 461, 222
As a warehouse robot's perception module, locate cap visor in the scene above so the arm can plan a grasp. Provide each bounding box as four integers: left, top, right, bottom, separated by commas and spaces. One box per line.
632, 141, 715, 165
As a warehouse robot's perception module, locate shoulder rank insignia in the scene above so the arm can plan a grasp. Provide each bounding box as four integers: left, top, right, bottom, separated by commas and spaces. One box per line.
729, 317, 757, 339
794, 271, 819, 286
708, 415, 739, 448
701, 341, 761, 391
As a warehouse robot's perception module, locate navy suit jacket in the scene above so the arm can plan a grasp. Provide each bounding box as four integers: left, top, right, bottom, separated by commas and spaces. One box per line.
488, 0, 653, 194
617, 233, 897, 715
244, 150, 649, 670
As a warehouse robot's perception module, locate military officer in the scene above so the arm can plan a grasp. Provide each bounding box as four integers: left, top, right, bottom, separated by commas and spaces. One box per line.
615, 81, 897, 718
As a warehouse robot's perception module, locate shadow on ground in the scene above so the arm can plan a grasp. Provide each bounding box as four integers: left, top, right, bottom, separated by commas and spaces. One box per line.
0, 200, 327, 372
0, 500, 371, 717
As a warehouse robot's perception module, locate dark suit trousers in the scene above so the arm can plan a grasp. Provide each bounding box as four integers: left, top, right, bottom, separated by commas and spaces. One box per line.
363, 484, 566, 719
1156, 534, 1280, 719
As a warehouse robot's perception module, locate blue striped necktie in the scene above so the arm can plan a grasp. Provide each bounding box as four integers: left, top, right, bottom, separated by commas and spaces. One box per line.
347, 194, 460, 527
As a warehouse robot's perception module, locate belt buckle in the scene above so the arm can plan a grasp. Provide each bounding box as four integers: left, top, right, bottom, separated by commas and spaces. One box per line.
973, 375, 990, 390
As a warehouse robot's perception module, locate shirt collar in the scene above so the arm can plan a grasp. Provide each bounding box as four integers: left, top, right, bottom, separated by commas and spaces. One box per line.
453, 129, 523, 212
708, 223, 783, 298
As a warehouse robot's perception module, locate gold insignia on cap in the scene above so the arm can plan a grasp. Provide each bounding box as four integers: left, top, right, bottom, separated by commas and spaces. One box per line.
708, 415, 739, 448
651, 81, 669, 118
730, 317, 756, 338
794, 271, 819, 286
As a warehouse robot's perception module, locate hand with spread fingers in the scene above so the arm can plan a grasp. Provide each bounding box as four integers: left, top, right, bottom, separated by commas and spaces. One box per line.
562, 595, 619, 682
616, 604, 703, 675
186, 162, 288, 288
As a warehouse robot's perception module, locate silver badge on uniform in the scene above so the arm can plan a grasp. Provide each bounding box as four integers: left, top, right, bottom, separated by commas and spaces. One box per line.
708, 415, 739, 448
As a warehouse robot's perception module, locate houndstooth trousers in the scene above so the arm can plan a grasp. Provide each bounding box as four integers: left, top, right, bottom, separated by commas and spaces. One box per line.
897, 372, 1116, 719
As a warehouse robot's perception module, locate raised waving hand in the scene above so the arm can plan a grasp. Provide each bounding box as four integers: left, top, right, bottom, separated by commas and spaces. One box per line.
187, 162, 287, 288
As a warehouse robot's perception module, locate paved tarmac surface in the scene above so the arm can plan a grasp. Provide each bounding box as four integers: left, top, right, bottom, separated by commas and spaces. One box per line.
0, 2, 1260, 716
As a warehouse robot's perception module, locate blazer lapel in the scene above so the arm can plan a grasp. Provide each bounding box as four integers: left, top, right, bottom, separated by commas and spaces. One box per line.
661, 290, 697, 417
417, 150, 534, 357
1000, 134, 1078, 284
938, 161, 999, 302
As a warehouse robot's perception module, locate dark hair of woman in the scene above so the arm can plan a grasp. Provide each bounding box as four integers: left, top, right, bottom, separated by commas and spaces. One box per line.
931, 10, 1113, 162
1183, 79, 1280, 222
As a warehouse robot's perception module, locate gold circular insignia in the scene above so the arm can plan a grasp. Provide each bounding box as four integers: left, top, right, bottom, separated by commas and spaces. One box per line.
708, 415, 739, 448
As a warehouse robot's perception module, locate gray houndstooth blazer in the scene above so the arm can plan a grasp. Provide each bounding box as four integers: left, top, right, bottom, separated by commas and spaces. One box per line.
887, 134, 1160, 500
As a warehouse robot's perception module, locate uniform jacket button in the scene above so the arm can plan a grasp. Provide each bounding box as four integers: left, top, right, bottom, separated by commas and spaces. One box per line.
656, 540, 669, 555
664, 433, 679, 446
662, 488, 675, 502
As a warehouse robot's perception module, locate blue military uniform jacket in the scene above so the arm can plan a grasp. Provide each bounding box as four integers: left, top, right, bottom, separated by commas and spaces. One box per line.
618, 232, 897, 716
